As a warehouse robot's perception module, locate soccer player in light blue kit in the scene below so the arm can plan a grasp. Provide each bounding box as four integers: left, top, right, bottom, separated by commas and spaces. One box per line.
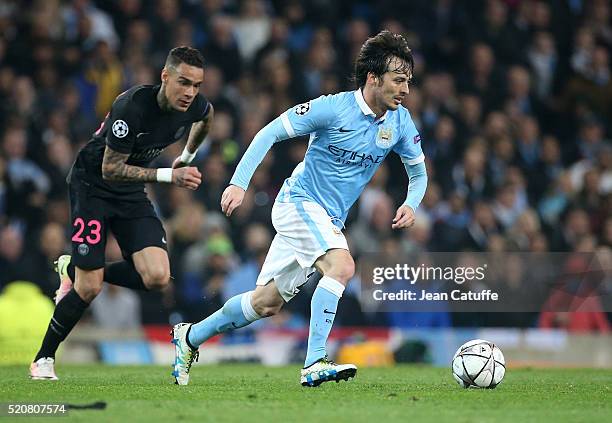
172, 31, 428, 386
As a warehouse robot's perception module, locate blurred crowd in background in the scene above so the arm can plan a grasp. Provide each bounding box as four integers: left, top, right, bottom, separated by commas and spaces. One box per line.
0, 0, 610, 332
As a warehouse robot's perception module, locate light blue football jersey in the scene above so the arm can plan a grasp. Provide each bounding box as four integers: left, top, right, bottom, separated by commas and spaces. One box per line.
230, 89, 425, 226
275, 89, 424, 224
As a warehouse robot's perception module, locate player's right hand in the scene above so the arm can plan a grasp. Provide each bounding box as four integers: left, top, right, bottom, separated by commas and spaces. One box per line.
172, 166, 202, 190
221, 185, 245, 217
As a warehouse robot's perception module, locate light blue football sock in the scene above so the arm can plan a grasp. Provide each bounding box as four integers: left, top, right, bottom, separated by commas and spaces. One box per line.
187, 291, 261, 347
304, 276, 345, 367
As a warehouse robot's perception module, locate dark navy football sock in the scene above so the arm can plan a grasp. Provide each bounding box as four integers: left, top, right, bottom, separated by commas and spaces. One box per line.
34, 289, 89, 361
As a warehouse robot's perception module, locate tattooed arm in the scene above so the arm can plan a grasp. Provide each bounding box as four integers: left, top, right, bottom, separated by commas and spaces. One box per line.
102, 147, 157, 182
186, 104, 214, 153
173, 105, 215, 168
102, 146, 202, 189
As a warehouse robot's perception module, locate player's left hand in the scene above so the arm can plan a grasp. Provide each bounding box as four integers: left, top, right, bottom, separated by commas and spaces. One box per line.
221, 185, 246, 217
172, 157, 188, 169
392, 205, 416, 229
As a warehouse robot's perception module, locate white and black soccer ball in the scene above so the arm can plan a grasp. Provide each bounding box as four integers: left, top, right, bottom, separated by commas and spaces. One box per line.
452, 339, 505, 389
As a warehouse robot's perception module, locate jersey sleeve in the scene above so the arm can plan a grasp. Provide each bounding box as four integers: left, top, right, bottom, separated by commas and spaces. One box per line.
105, 93, 141, 154
229, 116, 289, 190
392, 110, 425, 165
280, 95, 336, 138
230, 96, 336, 190
403, 161, 428, 210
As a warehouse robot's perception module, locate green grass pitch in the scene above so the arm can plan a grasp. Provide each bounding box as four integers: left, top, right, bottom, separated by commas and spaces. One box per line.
1, 364, 610, 422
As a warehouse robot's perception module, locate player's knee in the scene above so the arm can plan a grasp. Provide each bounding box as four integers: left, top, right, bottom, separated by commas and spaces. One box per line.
75, 270, 104, 302
255, 303, 283, 317
251, 296, 283, 317
84, 286, 103, 302
77, 282, 103, 302
329, 255, 355, 284
141, 266, 171, 290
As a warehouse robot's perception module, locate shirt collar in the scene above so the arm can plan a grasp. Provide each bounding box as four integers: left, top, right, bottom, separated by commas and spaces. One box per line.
354, 89, 388, 122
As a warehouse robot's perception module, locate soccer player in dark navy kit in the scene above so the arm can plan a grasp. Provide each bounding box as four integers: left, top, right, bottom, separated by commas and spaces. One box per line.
30, 46, 214, 380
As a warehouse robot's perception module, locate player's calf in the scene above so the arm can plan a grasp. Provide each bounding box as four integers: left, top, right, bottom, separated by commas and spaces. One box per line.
170, 291, 264, 385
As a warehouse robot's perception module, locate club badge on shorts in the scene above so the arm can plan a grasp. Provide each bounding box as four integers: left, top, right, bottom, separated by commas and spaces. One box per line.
376, 127, 393, 148
78, 243, 89, 256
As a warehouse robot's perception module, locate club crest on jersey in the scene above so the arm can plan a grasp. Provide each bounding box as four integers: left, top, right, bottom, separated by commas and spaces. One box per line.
376, 127, 393, 148
294, 102, 311, 116
112, 120, 129, 138
174, 126, 186, 140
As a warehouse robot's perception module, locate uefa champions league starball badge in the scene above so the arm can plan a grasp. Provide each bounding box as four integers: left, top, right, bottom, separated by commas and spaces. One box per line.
112, 120, 129, 138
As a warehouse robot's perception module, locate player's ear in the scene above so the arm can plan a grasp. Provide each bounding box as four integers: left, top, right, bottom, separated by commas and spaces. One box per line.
161, 67, 169, 84
367, 72, 377, 85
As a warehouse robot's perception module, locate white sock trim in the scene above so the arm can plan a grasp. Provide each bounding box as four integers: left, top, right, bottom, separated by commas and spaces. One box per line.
241, 291, 262, 322
318, 276, 345, 298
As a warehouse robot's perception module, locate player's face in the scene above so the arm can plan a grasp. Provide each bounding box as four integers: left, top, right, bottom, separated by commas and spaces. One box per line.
162, 63, 204, 112
374, 58, 411, 112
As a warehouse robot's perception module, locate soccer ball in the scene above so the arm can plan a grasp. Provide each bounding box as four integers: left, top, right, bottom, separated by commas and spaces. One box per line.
452, 339, 505, 389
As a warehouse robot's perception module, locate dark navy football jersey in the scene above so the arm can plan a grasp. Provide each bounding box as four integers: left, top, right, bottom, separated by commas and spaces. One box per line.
70, 84, 210, 197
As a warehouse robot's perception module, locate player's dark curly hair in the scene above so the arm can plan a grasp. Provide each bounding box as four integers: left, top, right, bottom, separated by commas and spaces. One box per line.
353, 30, 414, 89
165, 46, 205, 70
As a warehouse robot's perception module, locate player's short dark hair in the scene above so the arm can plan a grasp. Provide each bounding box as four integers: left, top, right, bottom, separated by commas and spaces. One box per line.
353, 30, 414, 88
165, 46, 204, 70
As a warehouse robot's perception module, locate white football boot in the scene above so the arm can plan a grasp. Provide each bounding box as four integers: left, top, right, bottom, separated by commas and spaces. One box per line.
54, 255, 73, 305
29, 357, 58, 381
171, 323, 199, 385
300, 356, 357, 387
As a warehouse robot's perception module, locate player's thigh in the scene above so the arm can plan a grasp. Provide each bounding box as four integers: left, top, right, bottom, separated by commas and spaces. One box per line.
110, 210, 170, 288
256, 233, 311, 302
68, 180, 108, 271
74, 266, 104, 302
272, 201, 349, 269
110, 209, 168, 261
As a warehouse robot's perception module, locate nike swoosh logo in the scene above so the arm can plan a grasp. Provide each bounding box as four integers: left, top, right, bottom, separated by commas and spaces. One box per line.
339, 128, 356, 132
137, 132, 149, 138
323, 309, 336, 314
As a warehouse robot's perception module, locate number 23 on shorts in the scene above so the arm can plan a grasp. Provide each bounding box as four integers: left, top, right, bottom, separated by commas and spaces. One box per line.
71, 218, 102, 244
